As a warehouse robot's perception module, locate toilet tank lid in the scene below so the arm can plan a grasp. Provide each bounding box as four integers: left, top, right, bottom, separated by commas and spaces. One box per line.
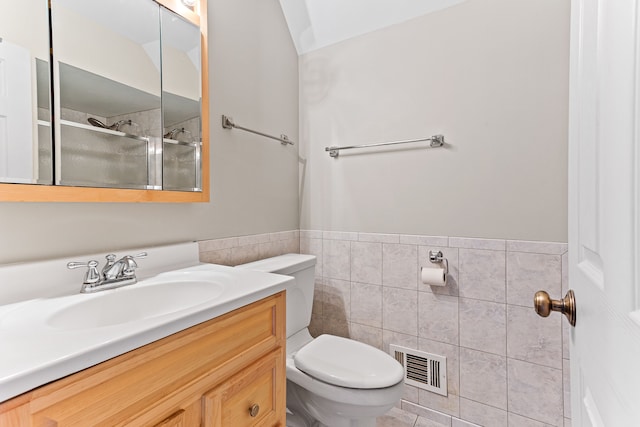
294, 334, 404, 389
235, 253, 316, 275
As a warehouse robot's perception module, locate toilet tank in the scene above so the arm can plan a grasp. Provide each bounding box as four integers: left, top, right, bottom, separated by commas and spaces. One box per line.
236, 254, 316, 338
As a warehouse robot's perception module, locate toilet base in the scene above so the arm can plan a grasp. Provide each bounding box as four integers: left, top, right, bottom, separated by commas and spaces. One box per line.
286, 410, 314, 427
286, 410, 376, 427
286, 414, 376, 427
286, 379, 384, 427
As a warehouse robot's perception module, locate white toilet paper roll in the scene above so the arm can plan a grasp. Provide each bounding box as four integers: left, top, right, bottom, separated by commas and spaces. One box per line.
421, 267, 446, 286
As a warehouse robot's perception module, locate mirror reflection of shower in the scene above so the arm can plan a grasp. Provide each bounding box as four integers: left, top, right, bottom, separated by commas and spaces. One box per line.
164, 127, 193, 143
88, 118, 141, 133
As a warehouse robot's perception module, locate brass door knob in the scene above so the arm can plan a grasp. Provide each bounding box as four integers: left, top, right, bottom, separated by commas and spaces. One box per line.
534, 290, 576, 326
249, 404, 260, 418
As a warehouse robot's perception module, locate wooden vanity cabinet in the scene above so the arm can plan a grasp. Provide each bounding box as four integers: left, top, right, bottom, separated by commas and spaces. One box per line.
0, 292, 286, 427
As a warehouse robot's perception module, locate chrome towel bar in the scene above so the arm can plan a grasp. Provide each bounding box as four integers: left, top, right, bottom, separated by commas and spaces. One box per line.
222, 115, 294, 145
325, 134, 444, 158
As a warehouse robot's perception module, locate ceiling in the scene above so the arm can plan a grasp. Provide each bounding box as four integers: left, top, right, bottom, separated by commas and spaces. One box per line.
278, 0, 467, 55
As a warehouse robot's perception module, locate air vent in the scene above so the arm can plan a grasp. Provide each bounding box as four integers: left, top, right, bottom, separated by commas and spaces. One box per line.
390, 344, 447, 396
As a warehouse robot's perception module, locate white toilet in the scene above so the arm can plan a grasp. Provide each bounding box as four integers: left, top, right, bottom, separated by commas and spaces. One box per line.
236, 254, 404, 427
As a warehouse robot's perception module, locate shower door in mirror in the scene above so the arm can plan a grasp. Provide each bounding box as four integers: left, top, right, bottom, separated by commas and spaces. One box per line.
51, 0, 162, 189
161, 7, 202, 192
0, 0, 53, 185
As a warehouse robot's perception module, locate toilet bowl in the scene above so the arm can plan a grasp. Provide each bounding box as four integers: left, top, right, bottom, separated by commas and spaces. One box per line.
236, 254, 404, 427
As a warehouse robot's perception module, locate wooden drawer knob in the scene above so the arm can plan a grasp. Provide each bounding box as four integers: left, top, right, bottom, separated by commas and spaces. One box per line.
249, 404, 260, 417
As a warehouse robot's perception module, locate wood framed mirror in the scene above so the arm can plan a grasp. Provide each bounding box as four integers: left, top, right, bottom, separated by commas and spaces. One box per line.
0, 0, 209, 203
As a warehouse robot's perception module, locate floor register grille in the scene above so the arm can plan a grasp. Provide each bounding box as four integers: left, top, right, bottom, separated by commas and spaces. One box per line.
390, 344, 447, 396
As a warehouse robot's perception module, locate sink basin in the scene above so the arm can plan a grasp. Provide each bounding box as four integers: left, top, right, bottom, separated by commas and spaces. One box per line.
47, 280, 225, 329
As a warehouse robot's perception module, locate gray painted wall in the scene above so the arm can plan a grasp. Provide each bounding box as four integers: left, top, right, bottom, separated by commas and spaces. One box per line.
0, 0, 571, 266
0, 0, 299, 264
299, 0, 570, 242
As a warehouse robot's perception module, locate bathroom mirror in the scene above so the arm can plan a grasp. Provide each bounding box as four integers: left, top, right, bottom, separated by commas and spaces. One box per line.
0, 0, 209, 202
51, 0, 163, 189
161, 7, 202, 192
0, 0, 53, 185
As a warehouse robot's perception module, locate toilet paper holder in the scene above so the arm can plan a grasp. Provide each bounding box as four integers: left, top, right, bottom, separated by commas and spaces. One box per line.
428, 250, 449, 275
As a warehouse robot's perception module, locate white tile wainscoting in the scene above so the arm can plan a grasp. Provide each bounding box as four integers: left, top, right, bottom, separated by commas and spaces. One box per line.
198, 230, 300, 266
197, 230, 570, 427
300, 231, 571, 427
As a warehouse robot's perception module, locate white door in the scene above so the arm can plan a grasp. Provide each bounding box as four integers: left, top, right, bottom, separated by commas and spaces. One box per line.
568, 0, 640, 425
0, 39, 33, 182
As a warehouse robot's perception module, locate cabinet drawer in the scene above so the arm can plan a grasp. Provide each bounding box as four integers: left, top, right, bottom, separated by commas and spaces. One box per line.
203, 349, 285, 427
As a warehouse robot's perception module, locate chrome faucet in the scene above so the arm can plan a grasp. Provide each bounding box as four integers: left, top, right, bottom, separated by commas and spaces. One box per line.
68, 252, 147, 293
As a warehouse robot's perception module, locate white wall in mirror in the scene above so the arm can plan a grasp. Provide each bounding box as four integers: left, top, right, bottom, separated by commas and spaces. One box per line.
0, 41, 34, 182
279, 0, 467, 54
161, 12, 201, 102
0, 0, 51, 184
0, 0, 49, 58
53, 0, 161, 97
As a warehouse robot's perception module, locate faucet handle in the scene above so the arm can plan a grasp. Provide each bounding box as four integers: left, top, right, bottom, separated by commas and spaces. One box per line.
67, 260, 101, 284
101, 254, 117, 279
122, 252, 147, 277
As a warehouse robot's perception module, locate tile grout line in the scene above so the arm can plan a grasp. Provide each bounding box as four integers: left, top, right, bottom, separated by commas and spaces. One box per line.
349, 240, 353, 338
561, 248, 566, 422
381, 242, 387, 349
415, 243, 419, 355
319, 233, 324, 334
457, 244, 462, 423
505, 248, 510, 420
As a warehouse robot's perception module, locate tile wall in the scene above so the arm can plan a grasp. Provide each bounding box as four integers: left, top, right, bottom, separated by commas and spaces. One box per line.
198, 230, 299, 266
197, 229, 570, 427
300, 231, 571, 427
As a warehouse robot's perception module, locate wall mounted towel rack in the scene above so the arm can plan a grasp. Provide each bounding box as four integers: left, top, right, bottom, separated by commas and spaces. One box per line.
222, 115, 294, 145
325, 134, 444, 158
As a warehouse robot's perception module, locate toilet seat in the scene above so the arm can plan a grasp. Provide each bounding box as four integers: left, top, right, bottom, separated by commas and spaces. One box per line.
293, 334, 404, 389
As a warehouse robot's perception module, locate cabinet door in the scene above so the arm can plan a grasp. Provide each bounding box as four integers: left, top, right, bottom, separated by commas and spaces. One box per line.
203, 349, 285, 427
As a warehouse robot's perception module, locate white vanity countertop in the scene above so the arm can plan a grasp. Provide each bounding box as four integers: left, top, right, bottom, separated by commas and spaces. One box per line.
0, 243, 292, 403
